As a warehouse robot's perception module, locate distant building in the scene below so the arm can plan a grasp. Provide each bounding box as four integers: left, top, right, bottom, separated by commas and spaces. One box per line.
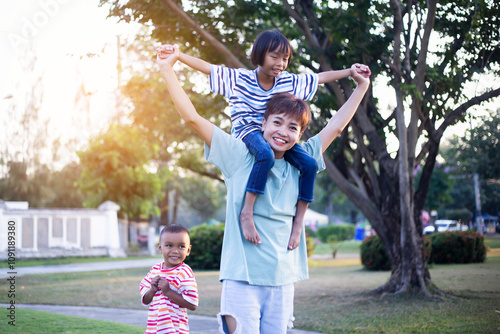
0, 200, 126, 259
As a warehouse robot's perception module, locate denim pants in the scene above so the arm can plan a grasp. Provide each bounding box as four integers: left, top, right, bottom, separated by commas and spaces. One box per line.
217, 279, 295, 334
242, 131, 318, 203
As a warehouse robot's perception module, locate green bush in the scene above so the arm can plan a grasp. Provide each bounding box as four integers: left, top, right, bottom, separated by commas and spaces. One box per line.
317, 224, 355, 243
305, 226, 317, 239
360, 235, 433, 271
187, 223, 224, 270
428, 231, 486, 264
360, 235, 391, 271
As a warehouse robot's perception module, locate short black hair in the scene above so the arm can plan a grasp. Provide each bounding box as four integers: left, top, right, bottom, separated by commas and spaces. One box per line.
251, 30, 292, 67
264, 92, 311, 131
160, 224, 190, 239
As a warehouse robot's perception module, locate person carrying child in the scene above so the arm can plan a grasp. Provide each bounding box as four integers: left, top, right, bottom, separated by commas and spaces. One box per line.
140, 224, 198, 333
157, 30, 356, 250
156, 43, 370, 334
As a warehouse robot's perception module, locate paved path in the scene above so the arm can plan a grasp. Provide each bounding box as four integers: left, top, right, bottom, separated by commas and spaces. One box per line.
1, 260, 324, 334
1, 303, 321, 333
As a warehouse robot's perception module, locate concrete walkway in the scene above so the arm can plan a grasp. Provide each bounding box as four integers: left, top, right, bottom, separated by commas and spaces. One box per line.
1, 260, 324, 334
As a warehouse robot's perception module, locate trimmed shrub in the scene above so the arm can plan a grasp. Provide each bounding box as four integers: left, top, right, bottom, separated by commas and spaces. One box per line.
360, 234, 433, 271
360, 235, 391, 271
187, 223, 224, 270
428, 231, 486, 264
317, 224, 355, 243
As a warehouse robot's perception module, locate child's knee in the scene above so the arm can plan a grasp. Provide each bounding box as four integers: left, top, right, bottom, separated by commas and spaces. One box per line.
303, 156, 319, 174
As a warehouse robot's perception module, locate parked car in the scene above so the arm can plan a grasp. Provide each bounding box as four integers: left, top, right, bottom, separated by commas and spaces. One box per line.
423, 220, 462, 235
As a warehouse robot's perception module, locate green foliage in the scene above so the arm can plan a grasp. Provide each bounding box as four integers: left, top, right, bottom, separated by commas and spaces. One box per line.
361, 235, 432, 271
360, 235, 391, 271
415, 163, 455, 212
440, 109, 500, 218
304, 225, 317, 238
187, 223, 224, 270
445, 208, 473, 224
317, 224, 355, 243
0, 161, 84, 208
77, 124, 169, 218
428, 231, 486, 264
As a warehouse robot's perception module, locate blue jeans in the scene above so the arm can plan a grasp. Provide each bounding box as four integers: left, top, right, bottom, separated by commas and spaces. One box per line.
242, 131, 318, 203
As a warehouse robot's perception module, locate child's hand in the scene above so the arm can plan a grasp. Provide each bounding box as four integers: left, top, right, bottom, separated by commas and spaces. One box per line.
150, 275, 161, 291
157, 44, 179, 68
352, 63, 371, 78
158, 277, 171, 295
350, 64, 371, 85
157, 44, 176, 59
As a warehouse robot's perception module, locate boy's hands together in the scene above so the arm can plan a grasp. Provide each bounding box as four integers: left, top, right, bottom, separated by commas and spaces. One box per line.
150, 275, 161, 292
157, 277, 172, 295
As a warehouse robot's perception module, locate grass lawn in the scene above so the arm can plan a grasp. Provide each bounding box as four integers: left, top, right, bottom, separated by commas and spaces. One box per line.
0, 308, 144, 333
1, 235, 499, 333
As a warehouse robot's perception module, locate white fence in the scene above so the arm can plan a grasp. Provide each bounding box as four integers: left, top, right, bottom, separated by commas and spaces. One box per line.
0, 200, 126, 259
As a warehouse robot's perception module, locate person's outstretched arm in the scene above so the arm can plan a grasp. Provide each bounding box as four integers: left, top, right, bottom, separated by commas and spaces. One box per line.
157, 45, 214, 146
317, 68, 353, 84
157, 44, 211, 75
318, 64, 371, 153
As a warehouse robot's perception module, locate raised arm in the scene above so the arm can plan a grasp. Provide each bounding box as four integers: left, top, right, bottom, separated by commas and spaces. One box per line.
157, 45, 214, 146
317, 68, 352, 84
157, 45, 211, 75
318, 64, 371, 152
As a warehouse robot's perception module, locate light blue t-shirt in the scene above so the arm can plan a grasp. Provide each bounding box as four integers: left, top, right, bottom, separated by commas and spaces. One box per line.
205, 126, 325, 286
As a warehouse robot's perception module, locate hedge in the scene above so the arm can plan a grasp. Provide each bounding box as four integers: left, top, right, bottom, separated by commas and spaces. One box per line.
317, 224, 355, 243
360, 231, 485, 270
186, 223, 224, 270
428, 231, 486, 264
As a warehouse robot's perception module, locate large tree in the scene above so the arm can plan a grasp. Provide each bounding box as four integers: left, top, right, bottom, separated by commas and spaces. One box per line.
100, 0, 500, 295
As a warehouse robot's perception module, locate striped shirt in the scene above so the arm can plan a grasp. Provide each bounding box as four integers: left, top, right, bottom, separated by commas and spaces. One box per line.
140, 262, 198, 334
209, 65, 319, 139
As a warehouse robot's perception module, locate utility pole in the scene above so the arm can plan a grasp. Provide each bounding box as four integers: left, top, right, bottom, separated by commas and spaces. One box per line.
115, 35, 123, 117
474, 173, 484, 235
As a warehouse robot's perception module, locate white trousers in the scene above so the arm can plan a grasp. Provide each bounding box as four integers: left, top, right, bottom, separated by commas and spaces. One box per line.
217, 279, 295, 334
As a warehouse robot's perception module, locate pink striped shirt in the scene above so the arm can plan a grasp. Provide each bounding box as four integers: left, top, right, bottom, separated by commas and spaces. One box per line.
140, 262, 198, 333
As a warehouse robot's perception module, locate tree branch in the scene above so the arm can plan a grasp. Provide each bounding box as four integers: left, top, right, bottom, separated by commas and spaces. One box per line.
161, 0, 246, 69
416, 87, 500, 164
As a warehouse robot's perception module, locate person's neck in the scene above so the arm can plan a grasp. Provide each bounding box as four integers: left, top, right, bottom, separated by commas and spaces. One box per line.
256, 68, 275, 90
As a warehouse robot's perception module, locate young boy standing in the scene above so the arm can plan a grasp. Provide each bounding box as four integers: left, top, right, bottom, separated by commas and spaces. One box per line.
140, 224, 198, 334
157, 44, 370, 334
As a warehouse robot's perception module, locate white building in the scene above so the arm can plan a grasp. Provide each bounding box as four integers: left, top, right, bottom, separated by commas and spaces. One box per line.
0, 200, 126, 259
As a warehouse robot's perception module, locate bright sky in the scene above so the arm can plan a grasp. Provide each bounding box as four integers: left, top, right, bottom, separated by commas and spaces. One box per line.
0, 0, 140, 169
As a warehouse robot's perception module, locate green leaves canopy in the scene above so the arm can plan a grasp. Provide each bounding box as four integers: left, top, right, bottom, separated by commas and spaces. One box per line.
77, 124, 169, 217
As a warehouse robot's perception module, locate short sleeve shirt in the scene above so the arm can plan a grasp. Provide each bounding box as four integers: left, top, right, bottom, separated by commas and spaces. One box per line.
209, 65, 319, 139
140, 262, 198, 334
205, 126, 325, 286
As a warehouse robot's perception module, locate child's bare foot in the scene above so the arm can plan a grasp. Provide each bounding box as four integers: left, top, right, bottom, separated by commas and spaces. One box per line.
239, 209, 261, 245
288, 223, 302, 250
